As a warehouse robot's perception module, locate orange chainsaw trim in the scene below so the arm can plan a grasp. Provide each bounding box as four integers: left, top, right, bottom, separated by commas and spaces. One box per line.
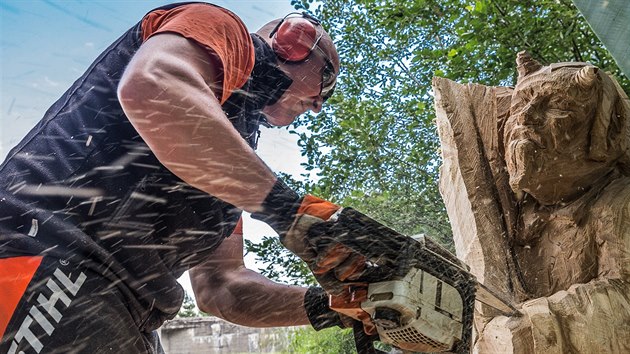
297, 195, 341, 220
232, 217, 244, 235
329, 284, 378, 335
313, 244, 368, 281
0, 256, 43, 340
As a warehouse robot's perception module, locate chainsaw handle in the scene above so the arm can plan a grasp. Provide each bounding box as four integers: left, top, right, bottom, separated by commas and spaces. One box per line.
353, 320, 387, 354
307, 208, 416, 286
304, 207, 425, 299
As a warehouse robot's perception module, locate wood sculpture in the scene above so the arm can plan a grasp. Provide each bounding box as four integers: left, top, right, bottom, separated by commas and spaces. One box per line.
433, 51, 630, 353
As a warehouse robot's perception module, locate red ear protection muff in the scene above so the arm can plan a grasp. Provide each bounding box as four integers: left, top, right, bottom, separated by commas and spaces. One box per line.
269, 12, 323, 62
269, 12, 338, 101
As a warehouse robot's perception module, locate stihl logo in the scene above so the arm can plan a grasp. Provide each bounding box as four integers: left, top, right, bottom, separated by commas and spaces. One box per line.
7, 267, 86, 354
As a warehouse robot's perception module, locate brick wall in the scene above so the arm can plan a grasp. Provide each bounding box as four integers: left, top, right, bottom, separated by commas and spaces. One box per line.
158, 317, 303, 353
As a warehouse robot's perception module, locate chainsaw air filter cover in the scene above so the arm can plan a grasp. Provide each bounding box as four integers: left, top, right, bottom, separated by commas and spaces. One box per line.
361, 267, 465, 352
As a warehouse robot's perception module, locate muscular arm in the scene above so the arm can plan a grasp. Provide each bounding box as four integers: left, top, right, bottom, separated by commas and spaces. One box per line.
189, 228, 309, 327
117, 33, 276, 212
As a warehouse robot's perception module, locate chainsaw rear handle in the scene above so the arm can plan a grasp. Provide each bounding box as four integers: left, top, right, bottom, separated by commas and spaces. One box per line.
353, 320, 387, 354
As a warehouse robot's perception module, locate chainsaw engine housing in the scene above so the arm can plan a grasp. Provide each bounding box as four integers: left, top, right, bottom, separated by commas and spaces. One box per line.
361, 267, 464, 352
326, 210, 476, 353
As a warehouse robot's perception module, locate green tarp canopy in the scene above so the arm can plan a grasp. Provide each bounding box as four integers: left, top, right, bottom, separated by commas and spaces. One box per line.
572, 0, 630, 79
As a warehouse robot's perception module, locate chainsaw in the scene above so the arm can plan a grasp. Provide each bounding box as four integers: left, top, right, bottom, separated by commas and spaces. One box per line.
316, 208, 519, 354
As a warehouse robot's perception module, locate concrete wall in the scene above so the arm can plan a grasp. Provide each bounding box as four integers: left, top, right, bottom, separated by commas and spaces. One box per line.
158, 317, 303, 354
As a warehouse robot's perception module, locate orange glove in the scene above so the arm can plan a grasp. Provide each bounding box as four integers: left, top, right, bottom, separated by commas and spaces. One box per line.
252, 179, 376, 335
251, 179, 367, 288
284, 195, 367, 279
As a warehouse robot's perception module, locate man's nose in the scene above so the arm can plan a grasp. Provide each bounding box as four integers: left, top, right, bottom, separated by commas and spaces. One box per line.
310, 97, 324, 113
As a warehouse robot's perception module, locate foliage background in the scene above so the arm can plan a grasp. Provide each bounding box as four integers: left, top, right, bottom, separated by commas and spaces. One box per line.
247, 0, 628, 286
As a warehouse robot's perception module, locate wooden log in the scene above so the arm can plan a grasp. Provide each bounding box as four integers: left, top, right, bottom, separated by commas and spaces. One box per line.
433, 78, 523, 313
432, 54, 630, 353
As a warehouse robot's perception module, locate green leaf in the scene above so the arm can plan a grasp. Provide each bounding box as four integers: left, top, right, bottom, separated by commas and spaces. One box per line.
475, 0, 486, 13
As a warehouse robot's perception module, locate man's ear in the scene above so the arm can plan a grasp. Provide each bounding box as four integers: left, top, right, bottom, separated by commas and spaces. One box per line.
589, 71, 629, 164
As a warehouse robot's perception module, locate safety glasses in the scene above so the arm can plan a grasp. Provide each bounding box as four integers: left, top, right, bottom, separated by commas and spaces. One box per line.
318, 52, 336, 101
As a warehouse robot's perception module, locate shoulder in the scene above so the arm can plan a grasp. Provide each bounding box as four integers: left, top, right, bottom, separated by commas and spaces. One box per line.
141, 3, 255, 102
141, 4, 248, 41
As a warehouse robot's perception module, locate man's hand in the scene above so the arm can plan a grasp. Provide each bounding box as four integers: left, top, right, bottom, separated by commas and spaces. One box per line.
251, 179, 367, 293
303, 286, 354, 330
252, 179, 388, 338
282, 198, 368, 282
304, 285, 385, 354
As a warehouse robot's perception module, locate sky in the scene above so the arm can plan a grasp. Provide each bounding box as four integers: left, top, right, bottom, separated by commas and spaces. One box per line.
0, 0, 310, 298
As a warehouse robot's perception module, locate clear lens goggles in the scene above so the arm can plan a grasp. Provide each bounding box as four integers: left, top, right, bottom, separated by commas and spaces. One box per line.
320, 56, 336, 101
